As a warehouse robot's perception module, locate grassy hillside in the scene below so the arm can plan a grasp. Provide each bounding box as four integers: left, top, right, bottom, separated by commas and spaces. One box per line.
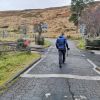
0, 1, 99, 38
0, 6, 76, 38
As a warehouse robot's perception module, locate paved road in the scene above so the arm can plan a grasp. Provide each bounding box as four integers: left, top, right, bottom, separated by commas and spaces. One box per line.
0, 39, 100, 100
82, 50, 100, 67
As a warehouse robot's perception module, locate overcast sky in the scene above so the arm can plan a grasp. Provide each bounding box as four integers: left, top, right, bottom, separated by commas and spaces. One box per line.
0, 0, 99, 11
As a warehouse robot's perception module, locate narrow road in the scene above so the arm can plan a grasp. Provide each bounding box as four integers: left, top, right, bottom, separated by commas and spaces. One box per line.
0, 39, 100, 100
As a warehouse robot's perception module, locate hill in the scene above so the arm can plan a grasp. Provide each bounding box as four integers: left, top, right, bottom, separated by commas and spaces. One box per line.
0, 1, 99, 38
0, 6, 76, 37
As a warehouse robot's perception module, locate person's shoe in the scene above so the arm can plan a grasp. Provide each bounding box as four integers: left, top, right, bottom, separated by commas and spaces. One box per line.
63, 61, 65, 64
59, 64, 62, 68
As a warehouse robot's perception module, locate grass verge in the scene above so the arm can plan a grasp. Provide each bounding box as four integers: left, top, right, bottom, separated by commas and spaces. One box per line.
67, 33, 85, 50
43, 40, 52, 48
0, 52, 40, 88
76, 38, 85, 50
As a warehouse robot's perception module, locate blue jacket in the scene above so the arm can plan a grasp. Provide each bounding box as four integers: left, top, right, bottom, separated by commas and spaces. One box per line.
56, 35, 68, 50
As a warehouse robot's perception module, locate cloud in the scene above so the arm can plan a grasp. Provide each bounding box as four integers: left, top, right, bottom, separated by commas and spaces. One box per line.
0, 0, 70, 11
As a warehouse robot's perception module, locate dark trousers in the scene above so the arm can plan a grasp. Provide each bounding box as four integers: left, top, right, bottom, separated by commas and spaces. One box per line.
58, 49, 66, 65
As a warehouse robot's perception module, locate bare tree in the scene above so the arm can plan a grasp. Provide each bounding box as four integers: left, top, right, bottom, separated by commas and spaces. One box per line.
80, 5, 100, 38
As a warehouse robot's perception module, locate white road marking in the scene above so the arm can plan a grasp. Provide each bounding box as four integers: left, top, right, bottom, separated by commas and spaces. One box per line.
74, 95, 87, 100
80, 95, 87, 99
22, 46, 52, 75
44, 93, 87, 100
20, 74, 100, 80
81, 54, 85, 57
87, 59, 100, 75
64, 96, 68, 98
44, 92, 87, 100
45, 93, 51, 98
75, 99, 80, 100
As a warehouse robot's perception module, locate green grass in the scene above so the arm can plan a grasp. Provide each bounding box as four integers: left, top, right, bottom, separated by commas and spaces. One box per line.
66, 33, 85, 50
0, 52, 40, 87
43, 40, 52, 48
76, 38, 85, 50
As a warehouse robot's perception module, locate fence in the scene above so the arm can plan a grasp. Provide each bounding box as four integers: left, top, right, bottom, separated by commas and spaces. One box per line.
0, 42, 16, 53
0, 33, 36, 43
0, 42, 44, 53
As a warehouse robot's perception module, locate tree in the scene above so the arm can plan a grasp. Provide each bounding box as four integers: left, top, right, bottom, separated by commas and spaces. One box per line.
81, 6, 100, 38
69, 0, 94, 33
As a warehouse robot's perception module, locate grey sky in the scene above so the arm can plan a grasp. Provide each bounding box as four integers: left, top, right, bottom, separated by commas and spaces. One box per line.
0, 0, 99, 11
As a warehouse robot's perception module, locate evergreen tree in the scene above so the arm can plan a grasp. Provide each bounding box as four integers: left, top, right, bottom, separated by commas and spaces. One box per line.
69, 0, 94, 33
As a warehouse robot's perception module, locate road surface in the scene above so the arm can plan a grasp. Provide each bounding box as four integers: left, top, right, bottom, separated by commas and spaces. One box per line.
0, 39, 100, 100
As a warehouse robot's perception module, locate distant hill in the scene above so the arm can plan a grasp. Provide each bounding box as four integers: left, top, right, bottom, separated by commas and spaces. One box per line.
0, 1, 99, 37
0, 6, 76, 37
